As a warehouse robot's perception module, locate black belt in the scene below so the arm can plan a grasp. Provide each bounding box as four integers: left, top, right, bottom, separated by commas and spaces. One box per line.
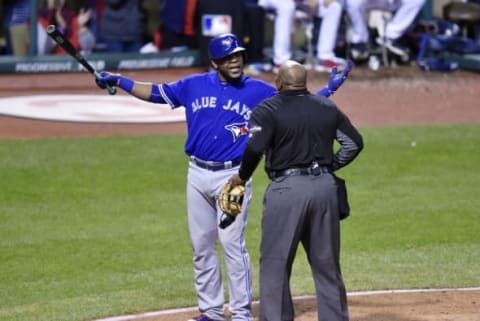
190, 156, 241, 171
269, 165, 331, 179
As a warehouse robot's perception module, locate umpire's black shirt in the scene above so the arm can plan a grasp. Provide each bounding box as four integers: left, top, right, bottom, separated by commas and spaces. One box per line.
238, 89, 363, 180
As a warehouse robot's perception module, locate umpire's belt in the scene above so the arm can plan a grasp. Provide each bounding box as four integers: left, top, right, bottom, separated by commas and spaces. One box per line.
190, 156, 241, 171
269, 165, 331, 179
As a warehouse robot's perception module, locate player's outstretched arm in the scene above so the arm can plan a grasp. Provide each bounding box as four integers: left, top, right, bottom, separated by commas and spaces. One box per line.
317, 60, 353, 97
95, 71, 155, 101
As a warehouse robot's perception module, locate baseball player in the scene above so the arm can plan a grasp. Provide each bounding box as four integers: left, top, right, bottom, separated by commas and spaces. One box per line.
96, 33, 351, 321
313, 0, 348, 72
346, 0, 426, 59
257, 0, 296, 69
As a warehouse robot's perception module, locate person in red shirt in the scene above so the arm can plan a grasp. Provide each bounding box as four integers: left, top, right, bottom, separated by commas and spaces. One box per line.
37, 0, 95, 55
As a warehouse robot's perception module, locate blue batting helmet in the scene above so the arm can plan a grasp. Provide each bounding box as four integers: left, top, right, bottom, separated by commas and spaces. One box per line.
208, 33, 246, 60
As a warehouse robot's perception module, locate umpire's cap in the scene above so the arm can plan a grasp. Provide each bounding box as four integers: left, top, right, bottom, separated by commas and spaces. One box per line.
208, 33, 246, 60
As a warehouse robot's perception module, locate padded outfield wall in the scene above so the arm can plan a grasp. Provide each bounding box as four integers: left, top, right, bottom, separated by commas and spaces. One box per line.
0, 50, 200, 74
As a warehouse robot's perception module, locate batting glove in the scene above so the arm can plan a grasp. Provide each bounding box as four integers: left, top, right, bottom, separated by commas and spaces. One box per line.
317, 60, 353, 97
95, 71, 134, 93
95, 71, 118, 89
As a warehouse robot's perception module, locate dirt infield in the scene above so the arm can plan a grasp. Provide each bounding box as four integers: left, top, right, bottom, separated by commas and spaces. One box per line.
1, 65, 479, 321
100, 289, 480, 321
1, 65, 479, 139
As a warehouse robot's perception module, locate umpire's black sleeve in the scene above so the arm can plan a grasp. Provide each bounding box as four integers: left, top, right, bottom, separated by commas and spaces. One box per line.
238, 106, 273, 181
238, 144, 264, 181
332, 111, 364, 171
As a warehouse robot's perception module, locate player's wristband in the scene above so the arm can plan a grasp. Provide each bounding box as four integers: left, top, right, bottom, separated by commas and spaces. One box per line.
118, 76, 134, 93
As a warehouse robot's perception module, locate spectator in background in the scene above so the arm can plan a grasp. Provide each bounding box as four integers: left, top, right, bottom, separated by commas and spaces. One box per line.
77, 6, 96, 54
345, 0, 426, 60
257, 0, 296, 71
99, 0, 146, 53
2, 0, 30, 56
37, 0, 95, 55
311, 0, 348, 72
71, 0, 99, 54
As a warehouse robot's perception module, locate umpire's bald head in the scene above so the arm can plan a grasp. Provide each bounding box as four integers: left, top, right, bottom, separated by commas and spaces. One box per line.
275, 60, 307, 92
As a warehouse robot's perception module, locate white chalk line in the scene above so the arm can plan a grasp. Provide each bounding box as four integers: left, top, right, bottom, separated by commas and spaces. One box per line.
92, 287, 480, 321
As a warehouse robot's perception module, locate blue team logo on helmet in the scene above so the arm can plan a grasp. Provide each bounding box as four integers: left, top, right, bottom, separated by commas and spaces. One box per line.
209, 33, 246, 60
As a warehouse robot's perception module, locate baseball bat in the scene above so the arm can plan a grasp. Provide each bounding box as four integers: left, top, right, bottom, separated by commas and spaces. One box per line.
46, 24, 116, 95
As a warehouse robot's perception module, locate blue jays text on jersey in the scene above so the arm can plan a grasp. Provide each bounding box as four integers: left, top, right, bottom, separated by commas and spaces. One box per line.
157, 72, 276, 162
191, 97, 252, 120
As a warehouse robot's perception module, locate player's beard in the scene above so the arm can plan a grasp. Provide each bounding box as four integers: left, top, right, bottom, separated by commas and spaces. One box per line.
214, 54, 244, 83
220, 68, 243, 83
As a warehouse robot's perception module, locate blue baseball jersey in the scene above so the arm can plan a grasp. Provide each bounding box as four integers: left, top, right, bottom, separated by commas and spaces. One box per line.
158, 72, 276, 162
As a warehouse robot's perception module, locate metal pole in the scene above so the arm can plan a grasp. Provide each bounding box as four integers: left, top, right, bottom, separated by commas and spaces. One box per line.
28, 0, 39, 56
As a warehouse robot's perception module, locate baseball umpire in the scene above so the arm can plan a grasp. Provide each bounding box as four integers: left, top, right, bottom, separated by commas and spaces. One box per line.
96, 34, 352, 321
227, 60, 363, 321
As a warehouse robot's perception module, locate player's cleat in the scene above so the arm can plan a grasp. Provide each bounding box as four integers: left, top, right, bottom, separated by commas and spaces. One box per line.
187, 314, 221, 321
313, 57, 348, 73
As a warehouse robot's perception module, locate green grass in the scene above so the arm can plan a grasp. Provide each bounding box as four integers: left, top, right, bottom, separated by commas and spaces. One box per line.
1, 124, 479, 321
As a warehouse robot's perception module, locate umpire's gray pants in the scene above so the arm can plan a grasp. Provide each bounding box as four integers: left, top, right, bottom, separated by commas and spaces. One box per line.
259, 173, 349, 321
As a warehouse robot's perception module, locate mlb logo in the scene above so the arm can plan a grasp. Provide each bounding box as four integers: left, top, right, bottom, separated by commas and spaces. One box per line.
201, 15, 232, 37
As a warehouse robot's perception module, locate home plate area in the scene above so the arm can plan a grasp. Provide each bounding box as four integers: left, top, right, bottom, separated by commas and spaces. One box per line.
0, 94, 185, 123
